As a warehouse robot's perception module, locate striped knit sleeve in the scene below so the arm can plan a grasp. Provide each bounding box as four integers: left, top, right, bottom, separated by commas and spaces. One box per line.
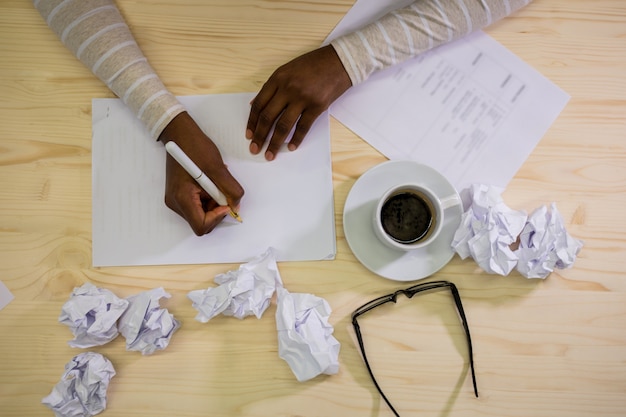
331, 0, 532, 85
34, 0, 185, 139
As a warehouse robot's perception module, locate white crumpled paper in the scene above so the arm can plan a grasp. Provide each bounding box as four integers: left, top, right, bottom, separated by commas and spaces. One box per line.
118, 287, 180, 355
59, 283, 129, 348
188, 247, 340, 382
187, 248, 281, 322
42, 352, 115, 417
452, 184, 528, 275
275, 286, 340, 382
515, 203, 584, 278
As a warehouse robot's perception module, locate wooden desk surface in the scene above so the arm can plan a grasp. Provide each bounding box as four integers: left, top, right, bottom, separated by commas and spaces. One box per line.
1, 1, 625, 416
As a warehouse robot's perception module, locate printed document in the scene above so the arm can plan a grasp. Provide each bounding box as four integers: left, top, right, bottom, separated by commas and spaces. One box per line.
326, 0, 570, 191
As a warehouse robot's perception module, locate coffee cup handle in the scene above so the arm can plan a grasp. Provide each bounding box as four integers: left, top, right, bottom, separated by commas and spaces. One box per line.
440, 194, 462, 210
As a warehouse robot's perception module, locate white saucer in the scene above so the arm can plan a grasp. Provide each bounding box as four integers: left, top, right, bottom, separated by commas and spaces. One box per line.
343, 160, 463, 281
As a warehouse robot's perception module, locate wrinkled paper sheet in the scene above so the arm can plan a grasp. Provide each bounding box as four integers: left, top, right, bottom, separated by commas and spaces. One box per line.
452, 184, 527, 275
188, 249, 280, 321
275, 286, 340, 382
188, 248, 340, 381
452, 184, 583, 278
42, 352, 115, 417
515, 203, 583, 278
118, 287, 180, 355
59, 283, 129, 348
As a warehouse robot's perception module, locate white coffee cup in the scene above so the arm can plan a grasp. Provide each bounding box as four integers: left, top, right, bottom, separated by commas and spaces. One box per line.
373, 183, 461, 251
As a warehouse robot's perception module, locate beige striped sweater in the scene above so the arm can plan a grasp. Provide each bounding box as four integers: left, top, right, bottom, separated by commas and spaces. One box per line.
35, 0, 531, 139
330, 0, 532, 85
34, 0, 185, 139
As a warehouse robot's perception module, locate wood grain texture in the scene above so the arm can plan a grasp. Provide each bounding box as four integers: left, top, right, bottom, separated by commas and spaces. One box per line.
1, 1, 625, 416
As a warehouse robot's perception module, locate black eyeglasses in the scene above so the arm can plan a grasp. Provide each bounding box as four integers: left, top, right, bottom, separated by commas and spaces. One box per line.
351, 280, 478, 417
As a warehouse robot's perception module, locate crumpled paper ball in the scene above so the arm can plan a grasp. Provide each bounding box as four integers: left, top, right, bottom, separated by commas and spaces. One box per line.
118, 287, 180, 355
58, 283, 129, 348
188, 247, 341, 382
275, 286, 340, 382
42, 352, 115, 417
188, 248, 281, 322
515, 203, 584, 278
452, 184, 527, 275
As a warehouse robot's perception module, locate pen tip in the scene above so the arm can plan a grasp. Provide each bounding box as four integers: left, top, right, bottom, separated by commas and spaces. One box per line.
231, 211, 242, 223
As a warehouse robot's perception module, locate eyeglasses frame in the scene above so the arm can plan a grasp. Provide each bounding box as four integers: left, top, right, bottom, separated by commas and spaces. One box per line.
351, 280, 479, 417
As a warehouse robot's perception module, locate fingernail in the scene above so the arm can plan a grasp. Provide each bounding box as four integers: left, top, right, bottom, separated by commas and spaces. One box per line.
265, 151, 274, 161
250, 142, 259, 154
288, 143, 297, 151
246, 129, 253, 139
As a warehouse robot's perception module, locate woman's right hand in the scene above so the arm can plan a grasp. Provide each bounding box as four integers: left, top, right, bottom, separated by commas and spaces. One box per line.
159, 112, 244, 236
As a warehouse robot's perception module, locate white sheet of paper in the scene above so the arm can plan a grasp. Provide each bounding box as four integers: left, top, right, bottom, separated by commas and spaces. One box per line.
0, 280, 14, 311
92, 93, 335, 266
326, 0, 570, 191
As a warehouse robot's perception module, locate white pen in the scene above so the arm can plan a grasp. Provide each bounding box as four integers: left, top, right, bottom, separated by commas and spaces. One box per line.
165, 141, 242, 222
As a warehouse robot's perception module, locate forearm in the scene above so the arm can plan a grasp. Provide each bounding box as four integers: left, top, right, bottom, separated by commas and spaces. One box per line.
331, 0, 532, 85
34, 0, 184, 139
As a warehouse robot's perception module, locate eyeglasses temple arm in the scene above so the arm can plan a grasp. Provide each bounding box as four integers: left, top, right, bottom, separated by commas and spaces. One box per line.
352, 317, 401, 417
450, 285, 479, 398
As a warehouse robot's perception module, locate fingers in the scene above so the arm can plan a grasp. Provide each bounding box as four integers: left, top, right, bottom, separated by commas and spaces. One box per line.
211, 166, 245, 210
263, 105, 302, 161
246, 84, 274, 140
246, 46, 352, 160
198, 205, 232, 235
246, 83, 280, 155
286, 110, 319, 152
165, 151, 244, 236
165, 183, 230, 236
247, 94, 321, 161
184, 171, 244, 235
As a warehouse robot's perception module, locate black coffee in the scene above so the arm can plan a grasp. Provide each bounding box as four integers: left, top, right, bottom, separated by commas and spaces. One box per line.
380, 192, 433, 244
